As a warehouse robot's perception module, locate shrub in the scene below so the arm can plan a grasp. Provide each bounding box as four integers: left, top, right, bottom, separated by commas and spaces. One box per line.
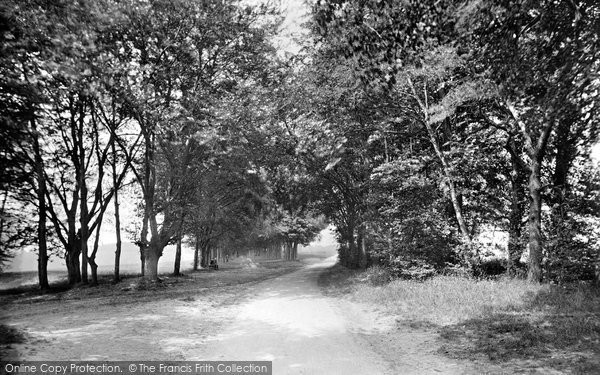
360, 265, 392, 285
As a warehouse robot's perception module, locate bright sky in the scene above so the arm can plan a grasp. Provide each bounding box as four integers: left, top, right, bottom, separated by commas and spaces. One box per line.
592, 143, 600, 163
271, 0, 311, 55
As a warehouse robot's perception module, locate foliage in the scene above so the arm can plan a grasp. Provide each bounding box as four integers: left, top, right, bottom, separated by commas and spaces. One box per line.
310, 0, 600, 282
369, 158, 458, 274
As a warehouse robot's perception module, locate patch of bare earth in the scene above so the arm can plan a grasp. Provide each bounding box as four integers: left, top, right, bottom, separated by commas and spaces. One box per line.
0, 259, 301, 361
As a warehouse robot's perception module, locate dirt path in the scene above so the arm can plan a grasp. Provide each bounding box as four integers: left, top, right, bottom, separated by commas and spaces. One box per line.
3, 256, 491, 374
198, 256, 396, 374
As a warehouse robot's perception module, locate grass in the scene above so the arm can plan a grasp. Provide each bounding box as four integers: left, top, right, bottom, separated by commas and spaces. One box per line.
0, 323, 26, 345
0, 259, 304, 361
0, 259, 303, 309
353, 275, 543, 325
320, 264, 600, 373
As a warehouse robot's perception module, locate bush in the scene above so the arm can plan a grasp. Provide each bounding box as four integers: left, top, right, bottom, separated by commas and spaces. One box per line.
360, 265, 392, 285
472, 258, 507, 278
388, 258, 438, 280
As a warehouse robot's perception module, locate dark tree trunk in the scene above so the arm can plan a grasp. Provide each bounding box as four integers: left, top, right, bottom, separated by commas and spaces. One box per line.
548, 117, 576, 259
173, 236, 182, 276
144, 240, 161, 281
507, 103, 553, 283
358, 225, 367, 269
552, 118, 574, 198
139, 250, 145, 276
78, 105, 89, 285
31, 118, 49, 290
66, 235, 82, 285
193, 236, 200, 271
80, 183, 89, 284
527, 159, 544, 282
112, 141, 122, 283
138, 214, 149, 277
201, 242, 210, 268
349, 239, 359, 268
89, 219, 102, 286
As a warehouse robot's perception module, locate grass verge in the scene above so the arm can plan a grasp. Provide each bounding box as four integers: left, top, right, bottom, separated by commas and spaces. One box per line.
0, 260, 302, 306
321, 265, 600, 373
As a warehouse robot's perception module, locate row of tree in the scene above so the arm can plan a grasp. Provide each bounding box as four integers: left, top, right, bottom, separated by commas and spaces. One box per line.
0, 0, 323, 288
295, 0, 600, 282
1, 0, 598, 287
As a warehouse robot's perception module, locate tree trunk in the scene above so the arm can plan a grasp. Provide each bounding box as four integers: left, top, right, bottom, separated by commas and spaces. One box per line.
292, 242, 298, 260
193, 236, 200, 271
507, 142, 526, 275
89, 216, 102, 286
547, 118, 575, 267
31, 118, 49, 290
201, 242, 210, 268
66, 235, 82, 285
349, 239, 359, 268
358, 225, 367, 269
527, 159, 544, 282
144, 242, 161, 281
112, 141, 122, 283
552, 117, 574, 197
139, 250, 145, 276
506, 103, 554, 282
174, 236, 182, 276
408, 78, 472, 253
80, 183, 89, 284
137, 204, 150, 277
78, 104, 89, 285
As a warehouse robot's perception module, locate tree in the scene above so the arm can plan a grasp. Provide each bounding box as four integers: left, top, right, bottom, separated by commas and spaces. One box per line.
105, 0, 280, 281
462, 0, 600, 281
313, 0, 600, 281
313, 1, 484, 262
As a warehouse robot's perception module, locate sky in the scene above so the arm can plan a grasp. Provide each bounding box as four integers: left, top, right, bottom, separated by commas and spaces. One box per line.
270, 0, 311, 55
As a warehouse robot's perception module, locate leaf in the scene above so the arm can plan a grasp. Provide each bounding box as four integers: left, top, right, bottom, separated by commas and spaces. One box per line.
324, 157, 342, 171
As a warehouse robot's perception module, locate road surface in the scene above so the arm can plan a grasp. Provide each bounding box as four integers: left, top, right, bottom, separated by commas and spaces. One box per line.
199, 255, 395, 374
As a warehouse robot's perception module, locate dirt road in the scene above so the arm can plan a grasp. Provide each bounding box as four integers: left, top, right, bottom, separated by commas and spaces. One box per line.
199, 255, 395, 374
3, 255, 479, 374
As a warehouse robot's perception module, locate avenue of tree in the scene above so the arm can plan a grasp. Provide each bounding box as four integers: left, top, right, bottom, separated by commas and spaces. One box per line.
0, 0, 599, 287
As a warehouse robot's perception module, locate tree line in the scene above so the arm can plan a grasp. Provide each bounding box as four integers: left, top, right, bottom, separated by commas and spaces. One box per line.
0, 0, 323, 288
302, 0, 600, 282
1, 0, 599, 288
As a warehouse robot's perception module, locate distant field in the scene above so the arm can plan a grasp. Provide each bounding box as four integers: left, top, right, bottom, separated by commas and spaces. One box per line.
1, 229, 339, 290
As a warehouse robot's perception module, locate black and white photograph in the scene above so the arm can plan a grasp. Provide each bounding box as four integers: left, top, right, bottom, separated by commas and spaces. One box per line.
1, 0, 599, 373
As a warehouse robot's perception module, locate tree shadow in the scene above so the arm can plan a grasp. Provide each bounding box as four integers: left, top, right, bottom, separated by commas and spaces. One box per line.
438, 284, 600, 373
0, 323, 26, 361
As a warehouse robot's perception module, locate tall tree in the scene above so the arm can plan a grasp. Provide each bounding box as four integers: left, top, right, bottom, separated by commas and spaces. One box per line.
313, 0, 600, 281
116, 0, 280, 280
